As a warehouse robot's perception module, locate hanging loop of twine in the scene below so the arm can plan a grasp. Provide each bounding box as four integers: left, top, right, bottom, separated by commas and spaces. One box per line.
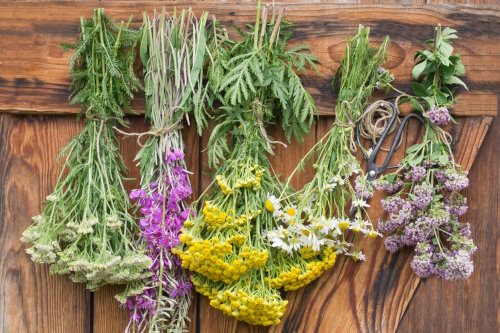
357, 98, 402, 152
251, 100, 287, 151
334, 100, 358, 152
113, 117, 184, 147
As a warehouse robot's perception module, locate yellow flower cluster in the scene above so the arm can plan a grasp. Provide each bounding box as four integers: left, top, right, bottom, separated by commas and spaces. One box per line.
234, 164, 264, 191
216, 175, 232, 195
192, 273, 288, 326
174, 237, 269, 283
202, 202, 231, 229
299, 246, 320, 259
266, 247, 337, 291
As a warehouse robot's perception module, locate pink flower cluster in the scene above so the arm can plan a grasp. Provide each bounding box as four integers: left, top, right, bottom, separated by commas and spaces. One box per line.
123, 149, 193, 326
425, 106, 451, 125
376, 161, 476, 280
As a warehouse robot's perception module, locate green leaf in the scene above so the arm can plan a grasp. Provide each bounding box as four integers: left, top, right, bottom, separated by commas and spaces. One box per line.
411, 99, 424, 113
412, 60, 427, 79
412, 82, 430, 97
439, 41, 454, 59
444, 76, 469, 90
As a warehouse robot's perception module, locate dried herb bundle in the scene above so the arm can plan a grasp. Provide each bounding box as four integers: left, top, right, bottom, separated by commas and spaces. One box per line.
121, 8, 212, 333
22, 9, 151, 293
175, 1, 321, 326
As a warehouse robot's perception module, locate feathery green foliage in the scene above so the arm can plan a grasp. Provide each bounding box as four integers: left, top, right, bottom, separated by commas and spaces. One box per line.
206, 4, 320, 168
22, 9, 151, 294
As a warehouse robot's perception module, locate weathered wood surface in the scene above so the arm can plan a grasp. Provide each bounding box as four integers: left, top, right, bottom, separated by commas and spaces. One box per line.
398, 116, 499, 333
0, 115, 90, 332
0, 1, 498, 333
0, 2, 499, 116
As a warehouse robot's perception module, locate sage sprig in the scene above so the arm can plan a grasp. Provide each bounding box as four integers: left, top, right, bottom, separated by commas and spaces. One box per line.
22, 9, 151, 293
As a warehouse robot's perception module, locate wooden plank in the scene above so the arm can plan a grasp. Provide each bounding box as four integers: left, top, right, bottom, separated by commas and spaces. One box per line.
0, 114, 90, 332
397, 116, 499, 333
0, 2, 498, 116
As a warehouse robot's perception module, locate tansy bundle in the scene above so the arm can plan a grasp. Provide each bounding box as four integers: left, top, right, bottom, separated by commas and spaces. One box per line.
174, 1, 328, 326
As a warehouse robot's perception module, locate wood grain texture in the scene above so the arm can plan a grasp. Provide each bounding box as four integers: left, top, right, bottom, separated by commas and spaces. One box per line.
398, 116, 499, 333
0, 114, 90, 332
0, 2, 498, 116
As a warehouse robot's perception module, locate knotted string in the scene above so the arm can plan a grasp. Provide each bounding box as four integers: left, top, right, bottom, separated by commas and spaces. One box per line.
251, 100, 287, 151
334, 100, 357, 152
113, 118, 184, 147
112, 105, 185, 147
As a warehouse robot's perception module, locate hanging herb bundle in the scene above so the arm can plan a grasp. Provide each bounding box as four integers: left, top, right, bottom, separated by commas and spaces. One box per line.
174, 1, 321, 326
119, 9, 211, 332
21, 9, 151, 292
268, 26, 393, 263
376, 26, 476, 280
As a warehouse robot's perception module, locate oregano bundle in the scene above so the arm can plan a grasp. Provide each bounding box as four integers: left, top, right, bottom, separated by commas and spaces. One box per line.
22, 9, 151, 293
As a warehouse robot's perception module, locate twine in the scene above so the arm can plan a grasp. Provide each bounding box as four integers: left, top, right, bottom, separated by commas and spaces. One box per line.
251, 100, 287, 151
357, 98, 402, 152
334, 100, 357, 152
113, 117, 184, 147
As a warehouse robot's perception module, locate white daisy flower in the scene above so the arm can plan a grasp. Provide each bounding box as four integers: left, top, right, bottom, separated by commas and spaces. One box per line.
265, 193, 281, 216
352, 198, 370, 208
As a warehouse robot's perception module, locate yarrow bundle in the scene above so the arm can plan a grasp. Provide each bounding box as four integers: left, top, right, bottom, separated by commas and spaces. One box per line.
377, 25, 476, 280
270, 26, 393, 263
21, 9, 151, 293
120, 9, 211, 332
175, 1, 322, 326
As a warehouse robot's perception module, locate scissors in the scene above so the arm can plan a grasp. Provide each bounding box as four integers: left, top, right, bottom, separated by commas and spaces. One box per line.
349, 100, 425, 217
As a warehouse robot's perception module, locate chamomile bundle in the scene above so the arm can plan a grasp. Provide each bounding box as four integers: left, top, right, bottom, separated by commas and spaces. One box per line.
269, 26, 393, 264
22, 9, 151, 294
174, 1, 322, 326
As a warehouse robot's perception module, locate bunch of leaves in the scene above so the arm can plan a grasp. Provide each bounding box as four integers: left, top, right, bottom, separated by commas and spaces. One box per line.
206, 0, 320, 168
272, 25, 392, 262
377, 25, 475, 280
175, 2, 325, 326
122, 9, 214, 333
136, 8, 211, 189
21, 9, 151, 294
410, 25, 467, 113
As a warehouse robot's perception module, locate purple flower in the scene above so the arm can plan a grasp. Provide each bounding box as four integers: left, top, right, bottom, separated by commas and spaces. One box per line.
384, 234, 404, 253
410, 166, 426, 182
444, 171, 469, 192
411, 183, 433, 210
425, 106, 451, 125
410, 242, 434, 278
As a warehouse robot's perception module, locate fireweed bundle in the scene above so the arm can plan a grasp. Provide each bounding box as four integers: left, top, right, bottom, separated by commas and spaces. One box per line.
21, 9, 151, 292
269, 26, 393, 263
119, 9, 212, 332
376, 26, 476, 280
174, 1, 321, 326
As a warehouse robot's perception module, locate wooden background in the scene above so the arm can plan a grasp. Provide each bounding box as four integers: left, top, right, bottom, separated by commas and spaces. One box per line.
0, 1, 498, 332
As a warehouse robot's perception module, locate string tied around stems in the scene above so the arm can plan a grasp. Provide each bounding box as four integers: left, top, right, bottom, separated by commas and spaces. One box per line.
112, 106, 185, 147
251, 99, 287, 151
334, 100, 358, 152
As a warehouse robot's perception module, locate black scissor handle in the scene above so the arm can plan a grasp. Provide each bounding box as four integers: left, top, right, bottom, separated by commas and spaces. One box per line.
356, 102, 426, 182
